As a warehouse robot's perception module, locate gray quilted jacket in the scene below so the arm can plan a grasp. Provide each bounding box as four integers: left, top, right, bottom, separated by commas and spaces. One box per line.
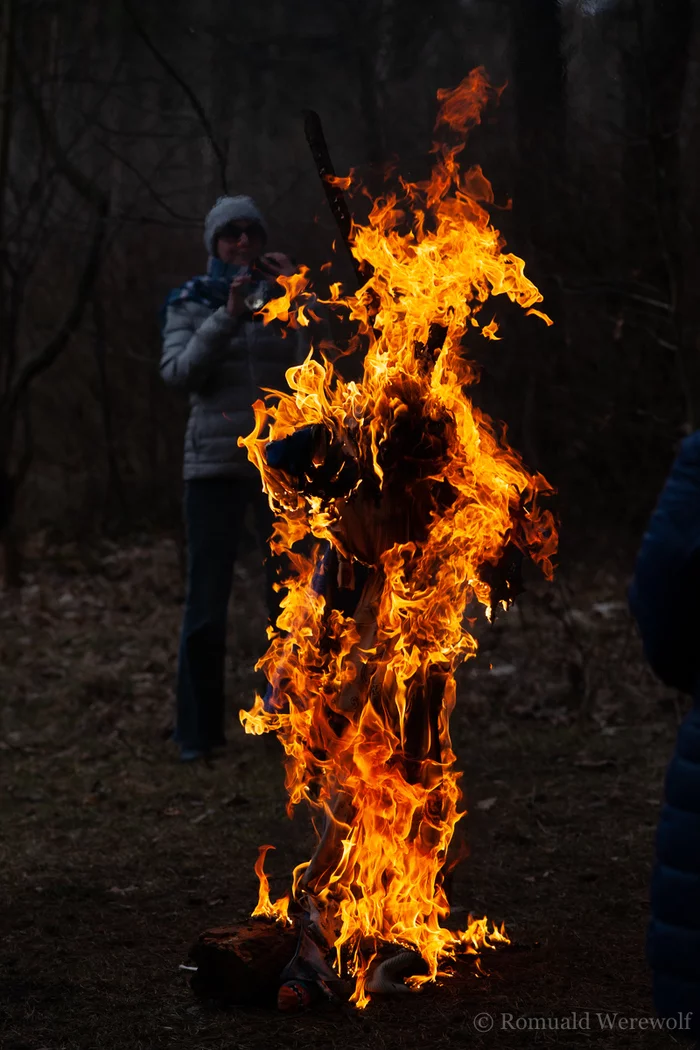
160, 300, 308, 480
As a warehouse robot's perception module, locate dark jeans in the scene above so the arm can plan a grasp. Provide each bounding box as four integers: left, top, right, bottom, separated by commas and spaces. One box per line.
174, 477, 282, 752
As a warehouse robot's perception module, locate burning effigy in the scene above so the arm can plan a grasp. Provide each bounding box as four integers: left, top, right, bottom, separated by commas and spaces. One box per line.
189, 68, 556, 1011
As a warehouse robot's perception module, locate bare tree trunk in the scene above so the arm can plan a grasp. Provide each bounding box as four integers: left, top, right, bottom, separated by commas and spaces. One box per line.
0, 41, 110, 584
0, 0, 18, 585
344, 0, 395, 189
624, 0, 697, 426
509, 0, 567, 468
0, 0, 14, 255
92, 292, 127, 527
645, 0, 697, 427
511, 0, 567, 266
677, 18, 700, 429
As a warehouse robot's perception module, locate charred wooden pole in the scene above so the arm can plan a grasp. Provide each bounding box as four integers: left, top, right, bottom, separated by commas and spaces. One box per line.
302, 109, 364, 287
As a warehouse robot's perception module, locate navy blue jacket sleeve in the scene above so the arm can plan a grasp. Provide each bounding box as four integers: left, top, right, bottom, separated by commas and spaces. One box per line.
629, 431, 700, 694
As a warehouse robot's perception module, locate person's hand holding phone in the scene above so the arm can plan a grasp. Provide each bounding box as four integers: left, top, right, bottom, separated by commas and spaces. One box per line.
225, 273, 251, 317
259, 252, 296, 278
225, 255, 296, 317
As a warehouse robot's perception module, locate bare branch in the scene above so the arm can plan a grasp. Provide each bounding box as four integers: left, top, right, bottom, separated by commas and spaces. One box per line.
96, 137, 202, 223
92, 119, 206, 141
552, 274, 672, 312
3, 204, 108, 416
123, 0, 228, 195
13, 47, 108, 211
13, 391, 33, 490
0, 0, 16, 252
62, 52, 128, 158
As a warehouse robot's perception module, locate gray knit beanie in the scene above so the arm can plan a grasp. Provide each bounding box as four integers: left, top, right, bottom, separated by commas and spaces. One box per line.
203, 195, 268, 256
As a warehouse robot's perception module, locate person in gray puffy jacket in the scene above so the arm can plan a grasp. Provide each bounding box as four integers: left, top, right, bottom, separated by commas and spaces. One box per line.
161, 195, 308, 761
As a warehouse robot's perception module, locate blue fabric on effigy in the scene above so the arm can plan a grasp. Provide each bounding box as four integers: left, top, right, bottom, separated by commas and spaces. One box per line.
629, 430, 700, 1034
265, 427, 319, 478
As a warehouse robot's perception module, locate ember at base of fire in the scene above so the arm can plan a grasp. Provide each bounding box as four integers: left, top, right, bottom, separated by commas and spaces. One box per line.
188, 916, 502, 1013
188, 921, 300, 1009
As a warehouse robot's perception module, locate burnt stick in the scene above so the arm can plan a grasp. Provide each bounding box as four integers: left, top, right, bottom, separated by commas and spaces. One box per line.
302, 109, 364, 286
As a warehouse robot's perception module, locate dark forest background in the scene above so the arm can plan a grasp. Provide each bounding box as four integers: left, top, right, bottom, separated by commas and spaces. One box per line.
0, 0, 696, 581
0, 6, 695, 1044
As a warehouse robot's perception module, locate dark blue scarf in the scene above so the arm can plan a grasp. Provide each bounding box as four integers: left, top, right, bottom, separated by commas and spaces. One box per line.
165, 256, 243, 312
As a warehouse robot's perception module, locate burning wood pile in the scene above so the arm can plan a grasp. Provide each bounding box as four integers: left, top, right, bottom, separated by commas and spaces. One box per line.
189, 69, 556, 1011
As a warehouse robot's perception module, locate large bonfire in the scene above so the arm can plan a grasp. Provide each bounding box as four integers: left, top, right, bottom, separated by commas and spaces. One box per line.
238, 68, 557, 1007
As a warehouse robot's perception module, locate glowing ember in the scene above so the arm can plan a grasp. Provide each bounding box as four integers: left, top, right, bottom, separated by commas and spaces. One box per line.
239, 67, 557, 1007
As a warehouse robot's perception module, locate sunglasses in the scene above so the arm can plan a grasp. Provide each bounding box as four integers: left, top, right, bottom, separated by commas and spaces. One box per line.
218, 222, 266, 242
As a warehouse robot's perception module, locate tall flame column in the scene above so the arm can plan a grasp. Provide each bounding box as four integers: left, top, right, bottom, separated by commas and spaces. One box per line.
239, 68, 557, 1006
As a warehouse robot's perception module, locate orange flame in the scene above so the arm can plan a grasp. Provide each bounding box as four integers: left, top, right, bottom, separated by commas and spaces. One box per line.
239, 68, 556, 1005
252, 845, 291, 924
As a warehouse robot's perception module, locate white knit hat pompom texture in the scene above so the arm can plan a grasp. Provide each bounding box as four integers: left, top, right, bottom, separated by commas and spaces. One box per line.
203, 195, 268, 256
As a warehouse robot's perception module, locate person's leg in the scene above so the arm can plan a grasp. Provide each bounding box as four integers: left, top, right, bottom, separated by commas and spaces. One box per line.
175, 478, 242, 754
250, 483, 285, 627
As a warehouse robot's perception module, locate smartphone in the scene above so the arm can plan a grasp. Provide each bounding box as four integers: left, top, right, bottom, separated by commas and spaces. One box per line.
256, 254, 298, 276
255, 255, 276, 276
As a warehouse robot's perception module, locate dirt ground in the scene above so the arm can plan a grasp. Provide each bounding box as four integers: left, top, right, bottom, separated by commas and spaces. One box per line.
0, 534, 691, 1049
